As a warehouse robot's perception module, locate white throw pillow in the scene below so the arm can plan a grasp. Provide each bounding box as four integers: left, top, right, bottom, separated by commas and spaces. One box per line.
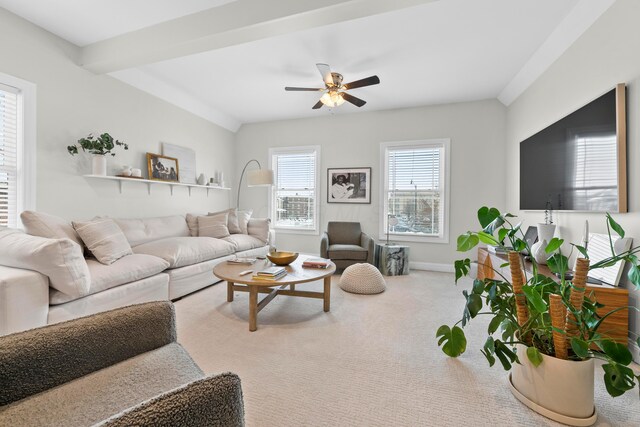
73, 218, 133, 265
20, 210, 84, 248
198, 213, 230, 238
247, 218, 271, 243
237, 210, 253, 234
0, 228, 91, 298
208, 208, 241, 234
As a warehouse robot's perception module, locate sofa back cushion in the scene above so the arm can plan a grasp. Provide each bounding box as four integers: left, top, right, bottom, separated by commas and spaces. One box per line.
327, 222, 362, 245
0, 228, 90, 298
20, 210, 83, 248
72, 219, 133, 265
114, 215, 189, 247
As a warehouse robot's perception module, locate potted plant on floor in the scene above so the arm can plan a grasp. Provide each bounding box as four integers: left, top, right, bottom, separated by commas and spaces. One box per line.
67, 133, 128, 176
436, 207, 640, 426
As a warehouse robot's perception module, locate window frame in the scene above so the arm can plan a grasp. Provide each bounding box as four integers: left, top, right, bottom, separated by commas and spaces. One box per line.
0, 72, 36, 229
268, 145, 321, 235
379, 139, 450, 244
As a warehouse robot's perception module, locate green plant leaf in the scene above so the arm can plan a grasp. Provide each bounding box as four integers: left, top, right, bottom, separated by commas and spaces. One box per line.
627, 264, 640, 289
454, 259, 470, 283
477, 231, 499, 245
512, 238, 526, 252
600, 340, 633, 365
545, 237, 564, 254
484, 217, 505, 235
606, 213, 625, 238
477, 207, 501, 229
526, 346, 543, 367
436, 325, 467, 357
482, 336, 496, 367
570, 338, 589, 359
457, 233, 479, 252
498, 228, 509, 243
465, 291, 483, 318
494, 340, 517, 370
602, 363, 635, 397
487, 315, 504, 335
572, 244, 589, 259
522, 285, 547, 313
547, 253, 569, 275
472, 279, 484, 295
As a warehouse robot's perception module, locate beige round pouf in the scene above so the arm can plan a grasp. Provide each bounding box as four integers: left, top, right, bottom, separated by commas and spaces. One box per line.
339, 263, 386, 294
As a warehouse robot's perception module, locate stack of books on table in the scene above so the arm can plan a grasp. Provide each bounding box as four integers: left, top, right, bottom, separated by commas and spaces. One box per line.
252, 266, 287, 281
227, 257, 257, 265
302, 257, 331, 269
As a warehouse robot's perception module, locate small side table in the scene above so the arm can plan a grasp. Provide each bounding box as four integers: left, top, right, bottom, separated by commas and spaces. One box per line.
374, 243, 410, 276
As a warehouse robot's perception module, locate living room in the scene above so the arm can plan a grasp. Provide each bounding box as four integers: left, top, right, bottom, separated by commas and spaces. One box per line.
1, 0, 640, 426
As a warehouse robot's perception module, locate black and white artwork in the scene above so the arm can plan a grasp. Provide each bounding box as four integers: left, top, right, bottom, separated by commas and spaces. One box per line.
327, 167, 371, 204
146, 153, 179, 182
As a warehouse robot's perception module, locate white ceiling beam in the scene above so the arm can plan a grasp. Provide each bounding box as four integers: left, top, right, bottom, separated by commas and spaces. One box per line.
81, 0, 436, 74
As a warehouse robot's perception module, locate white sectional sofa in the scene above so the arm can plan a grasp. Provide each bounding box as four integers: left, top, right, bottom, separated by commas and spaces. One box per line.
0, 211, 272, 336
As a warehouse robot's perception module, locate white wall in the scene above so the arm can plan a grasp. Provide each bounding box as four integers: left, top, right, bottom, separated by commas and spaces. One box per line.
236, 100, 507, 266
0, 8, 235, 221
506, 0, 640, 356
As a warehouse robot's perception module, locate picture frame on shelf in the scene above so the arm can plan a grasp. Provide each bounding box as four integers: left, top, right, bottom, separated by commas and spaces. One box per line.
327, 167, 371, 204
146, 153, 179, 182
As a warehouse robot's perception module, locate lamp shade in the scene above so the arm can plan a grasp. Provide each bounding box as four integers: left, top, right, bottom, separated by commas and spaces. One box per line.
247, 169, 274, 186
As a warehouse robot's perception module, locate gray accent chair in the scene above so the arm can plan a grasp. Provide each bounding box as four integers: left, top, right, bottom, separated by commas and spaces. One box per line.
321, 222, 375, 269
0, 302, 245, 427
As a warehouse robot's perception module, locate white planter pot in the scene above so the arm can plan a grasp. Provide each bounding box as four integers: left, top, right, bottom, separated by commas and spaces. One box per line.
92, 155, 107, 176
509, 344, 596, 426
530, 223, 556, 265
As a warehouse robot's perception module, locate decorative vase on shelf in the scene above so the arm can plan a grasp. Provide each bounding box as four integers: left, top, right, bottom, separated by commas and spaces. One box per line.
92, 155, 107, 176
531, 223, 556, 265
197, 173, 207, 185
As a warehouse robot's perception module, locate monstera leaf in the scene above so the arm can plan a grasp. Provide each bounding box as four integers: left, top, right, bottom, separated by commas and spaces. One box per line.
436, 325, 467, 357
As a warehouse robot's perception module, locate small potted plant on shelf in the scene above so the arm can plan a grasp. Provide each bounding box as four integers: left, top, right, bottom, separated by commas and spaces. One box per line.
436, 207, 640, 426
67, 133, 128, 176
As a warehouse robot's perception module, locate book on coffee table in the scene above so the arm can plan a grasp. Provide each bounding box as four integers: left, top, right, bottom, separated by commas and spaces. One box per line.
302, 257, 331, 268
227, 257, 257, 265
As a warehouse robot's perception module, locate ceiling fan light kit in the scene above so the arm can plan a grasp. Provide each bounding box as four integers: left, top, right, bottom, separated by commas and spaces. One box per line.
285, 63, 380, 110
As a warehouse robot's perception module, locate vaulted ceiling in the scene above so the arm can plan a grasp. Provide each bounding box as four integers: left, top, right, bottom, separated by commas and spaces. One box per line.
0, 0, 615, 131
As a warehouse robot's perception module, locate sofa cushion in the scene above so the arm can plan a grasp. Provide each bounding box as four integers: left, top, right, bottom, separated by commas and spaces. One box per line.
185, 213, 206, 237
0, 228, 90, 298
114, 216, 190, 247
327, 222, 362, 245
49, 254, 170, 305
73, 219, 133, 265
198, 213, 230, 239
247, 218, 270, 243
132, 237, 235, 269
0, 343, 203, 427
237, 210, 252, 234
327, 244, 368, 261
222, 234, 266, 252
20, 210, 83, 248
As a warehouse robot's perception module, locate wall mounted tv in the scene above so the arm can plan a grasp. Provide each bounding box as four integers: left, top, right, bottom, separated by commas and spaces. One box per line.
520, 84, 627, 212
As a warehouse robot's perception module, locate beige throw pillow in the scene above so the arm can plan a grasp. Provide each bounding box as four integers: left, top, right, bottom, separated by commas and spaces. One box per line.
208, 208, 242, 234
73, 218, 133, 265
185, 213, 206, 237
237, 210, 252, 234
198, 213, 230, 238
21, 210, 84, 248
0, 228, 91, 298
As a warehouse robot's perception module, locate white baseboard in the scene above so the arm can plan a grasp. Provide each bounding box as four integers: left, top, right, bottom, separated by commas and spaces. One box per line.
410, 262, 454, 273
629, 337, 640, 365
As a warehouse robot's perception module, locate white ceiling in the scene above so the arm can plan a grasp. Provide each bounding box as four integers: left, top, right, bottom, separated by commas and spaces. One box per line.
0, 0, 615, 132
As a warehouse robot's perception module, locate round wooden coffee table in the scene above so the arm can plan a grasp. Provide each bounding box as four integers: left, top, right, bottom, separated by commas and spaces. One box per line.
213, 256, 336, 331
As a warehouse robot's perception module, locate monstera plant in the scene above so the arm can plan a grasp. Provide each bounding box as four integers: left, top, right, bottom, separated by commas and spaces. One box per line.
436, 207, 640, 401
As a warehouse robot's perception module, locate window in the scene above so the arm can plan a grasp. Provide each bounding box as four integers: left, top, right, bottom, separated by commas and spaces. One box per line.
0, 74, 36, 228
269, 146, 320, 233
380, 139, 450, 243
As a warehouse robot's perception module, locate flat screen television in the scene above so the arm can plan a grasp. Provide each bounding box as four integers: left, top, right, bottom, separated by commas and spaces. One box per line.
520, 84, 627, 212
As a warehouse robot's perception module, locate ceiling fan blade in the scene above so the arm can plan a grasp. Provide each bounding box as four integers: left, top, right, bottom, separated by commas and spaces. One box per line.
316, 63, 333, 85
343, 75, 380, 90
341, 92, 366, 107
312, 100, 324, 109
285, 86, 324, 91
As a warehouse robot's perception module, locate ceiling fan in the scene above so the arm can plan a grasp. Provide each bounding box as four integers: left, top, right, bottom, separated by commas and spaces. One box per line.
285, 63, 380, 109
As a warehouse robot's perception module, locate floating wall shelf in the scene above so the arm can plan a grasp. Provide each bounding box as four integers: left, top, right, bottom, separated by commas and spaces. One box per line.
83, 174, 231, 196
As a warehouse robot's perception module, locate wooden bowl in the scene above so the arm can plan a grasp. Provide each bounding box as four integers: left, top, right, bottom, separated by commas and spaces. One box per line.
267, 251, 299, 266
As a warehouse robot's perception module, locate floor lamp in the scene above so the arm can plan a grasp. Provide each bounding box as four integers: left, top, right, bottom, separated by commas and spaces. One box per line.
236, 159, 274, 209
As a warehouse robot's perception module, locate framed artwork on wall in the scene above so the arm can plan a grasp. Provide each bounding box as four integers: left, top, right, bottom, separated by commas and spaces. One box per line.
327, 167, 371, 204
146, 153, 179, 182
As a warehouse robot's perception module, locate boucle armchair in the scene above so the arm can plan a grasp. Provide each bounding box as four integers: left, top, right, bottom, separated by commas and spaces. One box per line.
0, 301, 244, 427
320, 222, 375, 269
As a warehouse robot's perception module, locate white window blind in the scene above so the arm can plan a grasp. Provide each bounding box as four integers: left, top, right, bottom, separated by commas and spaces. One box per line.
270, 148, 318, 231
382, 141, 447, 241
572, 133, 618, 210
0, 83, 19, 228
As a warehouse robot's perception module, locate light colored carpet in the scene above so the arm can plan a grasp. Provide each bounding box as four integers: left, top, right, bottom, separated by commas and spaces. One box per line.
174, 271, 640, 426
